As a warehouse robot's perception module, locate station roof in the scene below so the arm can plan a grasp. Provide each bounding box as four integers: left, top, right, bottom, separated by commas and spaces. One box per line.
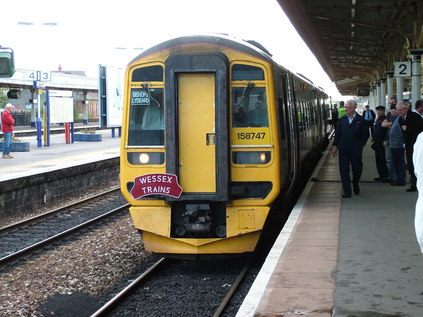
278, 0, 423, 96
0, 69, 98, 93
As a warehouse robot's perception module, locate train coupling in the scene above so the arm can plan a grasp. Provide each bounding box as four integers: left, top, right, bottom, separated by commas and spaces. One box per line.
173, 203, 226, 238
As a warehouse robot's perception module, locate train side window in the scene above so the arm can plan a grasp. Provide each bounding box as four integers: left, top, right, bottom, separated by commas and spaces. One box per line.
132, 65, 163, 82
232, 64, 264, 81
128, 87, 164, 146
232, 86, 268, 127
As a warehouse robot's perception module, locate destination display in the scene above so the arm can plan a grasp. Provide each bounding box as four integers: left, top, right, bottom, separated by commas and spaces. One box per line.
131, 89, 150, 106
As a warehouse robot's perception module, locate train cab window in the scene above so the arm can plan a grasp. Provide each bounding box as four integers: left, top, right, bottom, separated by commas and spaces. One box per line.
132, 65, 163, 82
232, 64, 264, 81
232, 86, 268, 127
128, 87, 164, 146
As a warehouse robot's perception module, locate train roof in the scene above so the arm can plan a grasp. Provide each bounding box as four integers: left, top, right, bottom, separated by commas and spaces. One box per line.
128, 33, 326, 96
129, 34, 274, 65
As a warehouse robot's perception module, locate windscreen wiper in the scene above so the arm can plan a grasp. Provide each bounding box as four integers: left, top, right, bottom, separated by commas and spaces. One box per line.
234, 82, 255, 108
141, 84, 160, 107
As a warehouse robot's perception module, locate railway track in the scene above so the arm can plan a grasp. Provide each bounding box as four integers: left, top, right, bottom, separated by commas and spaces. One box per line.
0, 188, 129, 266
91, 257, 168, 317
91, 257, 255, 317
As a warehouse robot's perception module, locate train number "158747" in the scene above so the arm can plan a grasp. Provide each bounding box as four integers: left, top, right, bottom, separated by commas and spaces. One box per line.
237, 132, 266, 140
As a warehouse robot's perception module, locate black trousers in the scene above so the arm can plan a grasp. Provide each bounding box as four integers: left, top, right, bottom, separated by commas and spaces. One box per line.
365, 120, 374, 138
405, 143, 417, 189
338, 149, 363, 195
391, 148, 406, 185
374, 142, 388, 178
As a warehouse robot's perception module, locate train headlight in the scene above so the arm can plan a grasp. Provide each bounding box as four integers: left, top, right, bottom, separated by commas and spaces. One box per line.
232, 151, 271, 165
139, 153, 150, 164
127, 152, 165, 165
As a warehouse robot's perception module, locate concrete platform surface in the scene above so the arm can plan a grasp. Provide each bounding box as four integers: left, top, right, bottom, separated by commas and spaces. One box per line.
0, 129, 120, 181
237, 142, 423, 317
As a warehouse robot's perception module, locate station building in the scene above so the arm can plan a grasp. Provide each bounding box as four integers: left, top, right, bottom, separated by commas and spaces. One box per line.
0, 67, 98, 127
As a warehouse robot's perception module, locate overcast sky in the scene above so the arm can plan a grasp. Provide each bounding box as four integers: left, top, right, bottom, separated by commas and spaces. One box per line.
1, 0, 342, 98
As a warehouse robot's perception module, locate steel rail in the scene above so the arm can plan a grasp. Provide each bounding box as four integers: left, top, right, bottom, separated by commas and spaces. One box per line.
213, 261, 252, 317
0, 203, 129, 266
90, 258, 168, 317
0, 187, 121, 235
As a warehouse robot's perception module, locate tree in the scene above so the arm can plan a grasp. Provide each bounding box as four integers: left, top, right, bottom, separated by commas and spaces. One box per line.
0, 91, 8, 108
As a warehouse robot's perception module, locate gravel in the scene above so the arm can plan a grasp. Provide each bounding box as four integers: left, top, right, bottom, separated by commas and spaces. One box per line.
0, 181, 265, 317
107, 257, 254, 317
0, 214, 153, 317
0, 190, 127, 259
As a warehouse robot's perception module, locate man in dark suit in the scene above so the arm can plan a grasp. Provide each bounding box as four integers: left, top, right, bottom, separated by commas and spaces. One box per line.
372, 106, 389, 182
363, 104, 376, 137
331, 100, 369, 198
398, 102, 423, 192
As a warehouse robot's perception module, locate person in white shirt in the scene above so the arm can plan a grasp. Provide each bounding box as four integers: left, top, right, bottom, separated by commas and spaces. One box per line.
413, 131, 423, 253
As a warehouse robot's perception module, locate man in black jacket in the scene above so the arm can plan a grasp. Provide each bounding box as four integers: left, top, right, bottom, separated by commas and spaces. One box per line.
398, 102, 423, 192
331, 100, 369, 198
372, 106, 389, 182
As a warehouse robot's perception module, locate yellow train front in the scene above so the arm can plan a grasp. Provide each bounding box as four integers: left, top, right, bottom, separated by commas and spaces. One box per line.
120, 34, 327, 257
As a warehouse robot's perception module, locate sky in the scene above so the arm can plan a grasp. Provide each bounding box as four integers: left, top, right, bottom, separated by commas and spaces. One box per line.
0, 0, 342, 99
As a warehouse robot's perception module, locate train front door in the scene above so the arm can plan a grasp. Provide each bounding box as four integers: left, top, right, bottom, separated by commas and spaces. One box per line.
165, 53, 229, 202
178, 73, 216, 193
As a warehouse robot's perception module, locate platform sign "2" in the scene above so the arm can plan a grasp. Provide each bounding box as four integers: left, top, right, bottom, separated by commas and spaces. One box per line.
394, 62, 411, 77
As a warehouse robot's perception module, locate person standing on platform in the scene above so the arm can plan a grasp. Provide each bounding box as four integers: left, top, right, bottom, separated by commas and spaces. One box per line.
413, 100, 423, 118
338, 101, 346, 119
331, 104, 339, 132
372, 106, 389, 182
1, 103, 15, 159
331, 99, 369, 198
413, 131, 423, 253
363, 104, 376, 137
389, 96, 398, 112
382, 105, 398, 183
386, 102, 407, 186
398, 102, 423, 192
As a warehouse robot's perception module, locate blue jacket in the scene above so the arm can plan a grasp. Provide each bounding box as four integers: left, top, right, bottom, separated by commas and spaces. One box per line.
333, 113, 369, 151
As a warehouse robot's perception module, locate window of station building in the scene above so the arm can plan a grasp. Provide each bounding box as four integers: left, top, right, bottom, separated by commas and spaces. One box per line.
232, 64, 264, 81
128, 87, 164, 146
132, 65, 163, 82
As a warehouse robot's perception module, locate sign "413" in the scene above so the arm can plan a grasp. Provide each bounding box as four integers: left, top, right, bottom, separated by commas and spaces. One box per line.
26, 70, 51, 81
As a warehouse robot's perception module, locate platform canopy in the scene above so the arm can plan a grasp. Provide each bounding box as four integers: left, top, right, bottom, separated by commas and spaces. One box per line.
278, 0, 423, 96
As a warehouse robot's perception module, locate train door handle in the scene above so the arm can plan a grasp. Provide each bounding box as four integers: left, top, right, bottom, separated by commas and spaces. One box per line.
206, 133, 216, 145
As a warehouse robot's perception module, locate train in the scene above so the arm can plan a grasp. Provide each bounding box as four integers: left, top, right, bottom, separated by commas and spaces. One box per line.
120, 34, 331, 258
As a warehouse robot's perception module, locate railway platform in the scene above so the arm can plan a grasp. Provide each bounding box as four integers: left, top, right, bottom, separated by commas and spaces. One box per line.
237, 141, 423, 317
0, 126, 120, 181
0, 126, 121, 219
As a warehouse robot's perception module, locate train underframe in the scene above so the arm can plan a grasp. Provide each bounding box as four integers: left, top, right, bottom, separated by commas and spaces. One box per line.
129, 204, 270, 256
